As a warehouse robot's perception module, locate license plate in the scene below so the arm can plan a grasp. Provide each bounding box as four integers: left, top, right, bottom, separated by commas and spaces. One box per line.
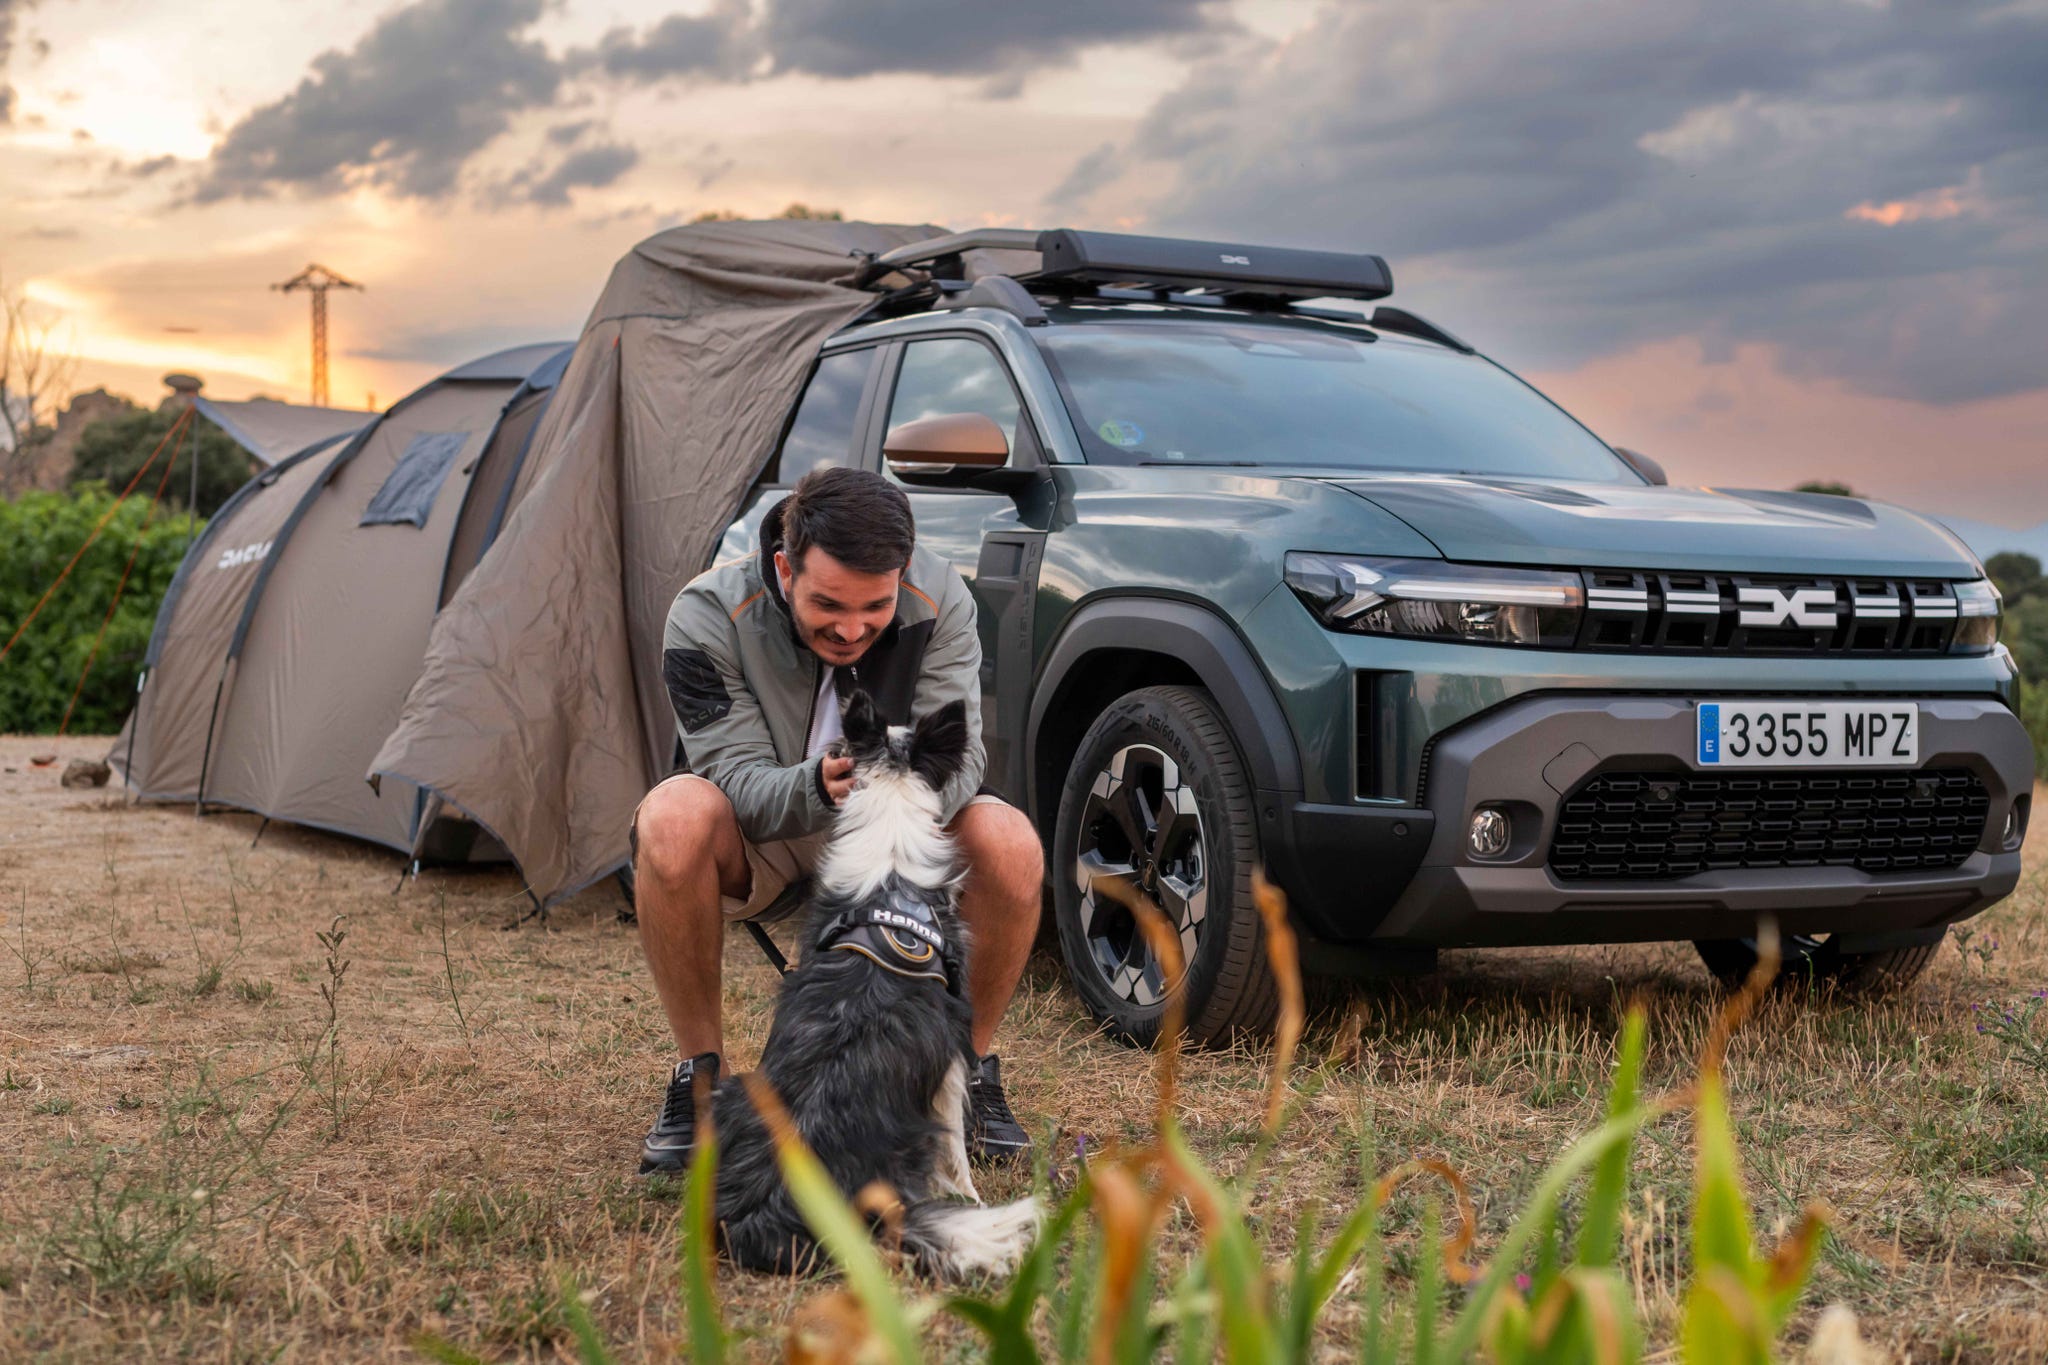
1696, 701, 1918, 767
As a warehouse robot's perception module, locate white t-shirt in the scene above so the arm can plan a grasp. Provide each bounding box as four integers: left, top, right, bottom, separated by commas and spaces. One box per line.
805, 666, 843, 759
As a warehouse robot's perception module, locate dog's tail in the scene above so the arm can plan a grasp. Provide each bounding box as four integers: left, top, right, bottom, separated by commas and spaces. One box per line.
899, 1195, 1044, 1279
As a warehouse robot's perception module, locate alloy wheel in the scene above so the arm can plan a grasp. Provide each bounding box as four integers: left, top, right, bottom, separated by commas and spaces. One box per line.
1071, 743, 1207, 1006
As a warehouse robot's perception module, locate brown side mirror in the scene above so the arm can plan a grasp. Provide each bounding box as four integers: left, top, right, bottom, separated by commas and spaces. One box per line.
884, 412, 1009, 470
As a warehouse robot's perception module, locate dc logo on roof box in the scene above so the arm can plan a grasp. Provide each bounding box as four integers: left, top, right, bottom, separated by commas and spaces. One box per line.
1220, 254, 1250, 265
217, 541, 272, 571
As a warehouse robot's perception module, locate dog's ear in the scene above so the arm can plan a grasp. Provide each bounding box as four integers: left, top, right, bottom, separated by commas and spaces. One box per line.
840, 687, 887, 763
908, 698, 969, 793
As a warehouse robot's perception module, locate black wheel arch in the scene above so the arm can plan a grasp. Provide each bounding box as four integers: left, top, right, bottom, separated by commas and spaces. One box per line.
1025, 596, 1304, 835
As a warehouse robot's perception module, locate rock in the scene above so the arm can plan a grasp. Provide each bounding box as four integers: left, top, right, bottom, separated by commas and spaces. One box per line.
61, 758, 111, 789
29, 753, 56, 767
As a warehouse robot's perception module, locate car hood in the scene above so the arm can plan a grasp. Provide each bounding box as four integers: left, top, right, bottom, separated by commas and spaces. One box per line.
1320, 476, 1982, 577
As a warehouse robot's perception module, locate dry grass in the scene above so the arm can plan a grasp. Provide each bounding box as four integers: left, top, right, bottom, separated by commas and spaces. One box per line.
1, 734, 2043, 1362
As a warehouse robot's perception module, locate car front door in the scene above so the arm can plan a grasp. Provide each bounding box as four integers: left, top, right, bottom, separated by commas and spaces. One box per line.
869, 333, 1050, 801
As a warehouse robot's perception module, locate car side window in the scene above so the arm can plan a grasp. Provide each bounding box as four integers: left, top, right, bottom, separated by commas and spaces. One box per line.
885, 337, 1024, 454
771, 348, 874, 485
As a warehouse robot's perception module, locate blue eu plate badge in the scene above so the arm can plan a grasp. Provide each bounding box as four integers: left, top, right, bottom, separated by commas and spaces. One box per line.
1698, 703, 1720, 764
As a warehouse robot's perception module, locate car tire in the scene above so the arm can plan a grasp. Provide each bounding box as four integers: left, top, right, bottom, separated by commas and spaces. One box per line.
1692, 933, 1942, 995
1051, 684, 1278, 1047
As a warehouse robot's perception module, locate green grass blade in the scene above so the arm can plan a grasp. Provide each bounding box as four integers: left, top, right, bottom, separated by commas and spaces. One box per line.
1054, 1216, 1098, 1362
559, 1281, 617, 1365
1575, 1008, 1647, 1268
1283, 1198, 1322, 1353
943, 1296, 1007, 1335
1163, 1123, 1281, 1362
942, 1179, 1088, 1365
748, 1078, 923, 1365
1439, 1105, 1665, 1362
1690, 1069, 1754, 1275
410, 1334, 488, 1365
1305, 1191, 1380, 1338
1413, 1198, 1442, 1365
1165, 1259, 1217, 1365
680, 1132, 728, 1365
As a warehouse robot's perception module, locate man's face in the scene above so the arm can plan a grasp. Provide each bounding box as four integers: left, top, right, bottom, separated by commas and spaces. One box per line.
776, 546, 901, 667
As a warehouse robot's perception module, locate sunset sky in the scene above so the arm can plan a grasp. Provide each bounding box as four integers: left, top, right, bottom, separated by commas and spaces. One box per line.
3, 0, 2043, 526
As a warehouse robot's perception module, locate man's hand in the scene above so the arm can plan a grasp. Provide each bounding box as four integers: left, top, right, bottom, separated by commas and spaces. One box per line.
819, 754, 856, 805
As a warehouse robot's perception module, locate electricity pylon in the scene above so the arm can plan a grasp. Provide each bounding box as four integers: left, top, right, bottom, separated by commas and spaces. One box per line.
272, 264, 363, 406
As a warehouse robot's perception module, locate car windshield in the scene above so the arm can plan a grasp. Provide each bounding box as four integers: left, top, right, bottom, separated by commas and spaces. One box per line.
1036, 318, 1633, 481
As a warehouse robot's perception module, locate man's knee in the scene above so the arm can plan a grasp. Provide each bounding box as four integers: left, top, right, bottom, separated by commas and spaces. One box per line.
633, 777, 737, 890
955, 801, 1044, 903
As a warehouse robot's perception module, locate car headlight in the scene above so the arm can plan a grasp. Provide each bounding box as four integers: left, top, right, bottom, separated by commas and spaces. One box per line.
1952, 577, 2001, 653
1284, 553, 1584, 647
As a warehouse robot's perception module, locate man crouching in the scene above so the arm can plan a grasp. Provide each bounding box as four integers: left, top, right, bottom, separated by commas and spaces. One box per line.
630, 466, 1042, 1174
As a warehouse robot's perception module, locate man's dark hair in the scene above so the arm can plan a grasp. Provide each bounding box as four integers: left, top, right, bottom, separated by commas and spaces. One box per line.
781, 467, 915, 576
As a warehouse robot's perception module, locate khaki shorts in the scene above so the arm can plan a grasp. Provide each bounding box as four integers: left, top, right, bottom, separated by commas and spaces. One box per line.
640, 774, 1009, 923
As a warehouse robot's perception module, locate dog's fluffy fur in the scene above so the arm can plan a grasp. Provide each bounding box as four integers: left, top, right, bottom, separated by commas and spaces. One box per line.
710, 691, 1042, 1277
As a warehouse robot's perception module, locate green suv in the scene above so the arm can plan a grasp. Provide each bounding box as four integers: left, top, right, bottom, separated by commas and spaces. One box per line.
710, 228, 2035, 1045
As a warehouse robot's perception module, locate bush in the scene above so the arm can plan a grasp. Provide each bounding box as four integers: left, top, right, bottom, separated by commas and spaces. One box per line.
2020, 680, 2048, 777
0, 485, 198, 734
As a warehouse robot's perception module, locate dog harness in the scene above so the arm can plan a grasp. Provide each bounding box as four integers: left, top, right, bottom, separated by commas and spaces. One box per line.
817, 883, 963, 995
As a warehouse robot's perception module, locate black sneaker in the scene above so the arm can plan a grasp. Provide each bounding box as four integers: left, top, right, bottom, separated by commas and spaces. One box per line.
639, 1052, 721, 1176
966, 1053, 1031, 1166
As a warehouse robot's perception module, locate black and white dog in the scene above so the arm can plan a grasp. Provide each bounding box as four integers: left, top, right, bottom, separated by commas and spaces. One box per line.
710, 690, 1042, 1277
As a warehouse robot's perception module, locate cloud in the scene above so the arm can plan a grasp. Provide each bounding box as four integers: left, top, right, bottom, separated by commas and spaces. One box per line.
580, 0, 755, 81
178, 0, 1231, 211
0, 0, 22, 124
759, 0, 1228, 79
501, 139, 640, 206
192, 0, 562, 202
1082, 0, 2048, 405
1045, 141, 1121, 215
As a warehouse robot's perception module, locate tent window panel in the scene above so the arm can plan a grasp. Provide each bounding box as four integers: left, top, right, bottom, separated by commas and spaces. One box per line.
771, 349, 873, 486
360, 432, 468, 528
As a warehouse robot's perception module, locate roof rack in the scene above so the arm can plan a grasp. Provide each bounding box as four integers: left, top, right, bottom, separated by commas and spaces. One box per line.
866, 227, 1394, 302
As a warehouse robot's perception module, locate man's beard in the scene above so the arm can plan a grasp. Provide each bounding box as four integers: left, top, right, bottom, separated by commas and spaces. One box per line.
792, 609, 877, 665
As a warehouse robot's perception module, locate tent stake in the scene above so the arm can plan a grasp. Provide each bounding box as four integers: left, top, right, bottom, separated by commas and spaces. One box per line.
250, 817, 269, 849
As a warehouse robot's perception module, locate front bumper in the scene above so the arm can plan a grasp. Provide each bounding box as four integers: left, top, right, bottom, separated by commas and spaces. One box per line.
1286, 693, 2032, 948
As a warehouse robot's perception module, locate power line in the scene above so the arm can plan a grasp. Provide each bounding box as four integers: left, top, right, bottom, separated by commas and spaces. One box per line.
271, 263, 363, 407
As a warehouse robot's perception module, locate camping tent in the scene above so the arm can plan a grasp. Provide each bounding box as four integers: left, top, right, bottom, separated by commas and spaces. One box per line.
109, 341, 574, 862
370, 220, 941, 906
193, 395, 375, 467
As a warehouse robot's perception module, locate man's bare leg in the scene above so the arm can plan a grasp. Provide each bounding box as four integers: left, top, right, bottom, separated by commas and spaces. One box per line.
632, 776, 752, 1059
948, 800, 1044, 1056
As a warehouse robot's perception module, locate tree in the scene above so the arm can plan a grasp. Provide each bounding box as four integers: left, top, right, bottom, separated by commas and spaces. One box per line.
1982, 553, 2048, 685
1793, 480, 1859, 497
691, 202, 844, 223
1984, 551, 2043, 608
68, 406, 257, 517
1, 268, 81, 495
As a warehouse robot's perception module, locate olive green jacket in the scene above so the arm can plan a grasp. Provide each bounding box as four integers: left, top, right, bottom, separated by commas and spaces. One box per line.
660, 499, 985, 844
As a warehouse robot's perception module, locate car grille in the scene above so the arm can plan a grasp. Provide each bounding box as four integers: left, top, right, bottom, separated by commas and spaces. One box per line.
1549, 768, 1990, 880
1578, 571, 1962, 656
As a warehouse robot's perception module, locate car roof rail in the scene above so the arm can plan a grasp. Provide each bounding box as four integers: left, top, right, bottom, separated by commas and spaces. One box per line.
933, 275, 1049, 326
861, 227, 1394, 303
1367, 306, 1474, 353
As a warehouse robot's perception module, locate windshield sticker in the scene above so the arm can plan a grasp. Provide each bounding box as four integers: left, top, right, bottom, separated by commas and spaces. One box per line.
1097, 419, 1145, 447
